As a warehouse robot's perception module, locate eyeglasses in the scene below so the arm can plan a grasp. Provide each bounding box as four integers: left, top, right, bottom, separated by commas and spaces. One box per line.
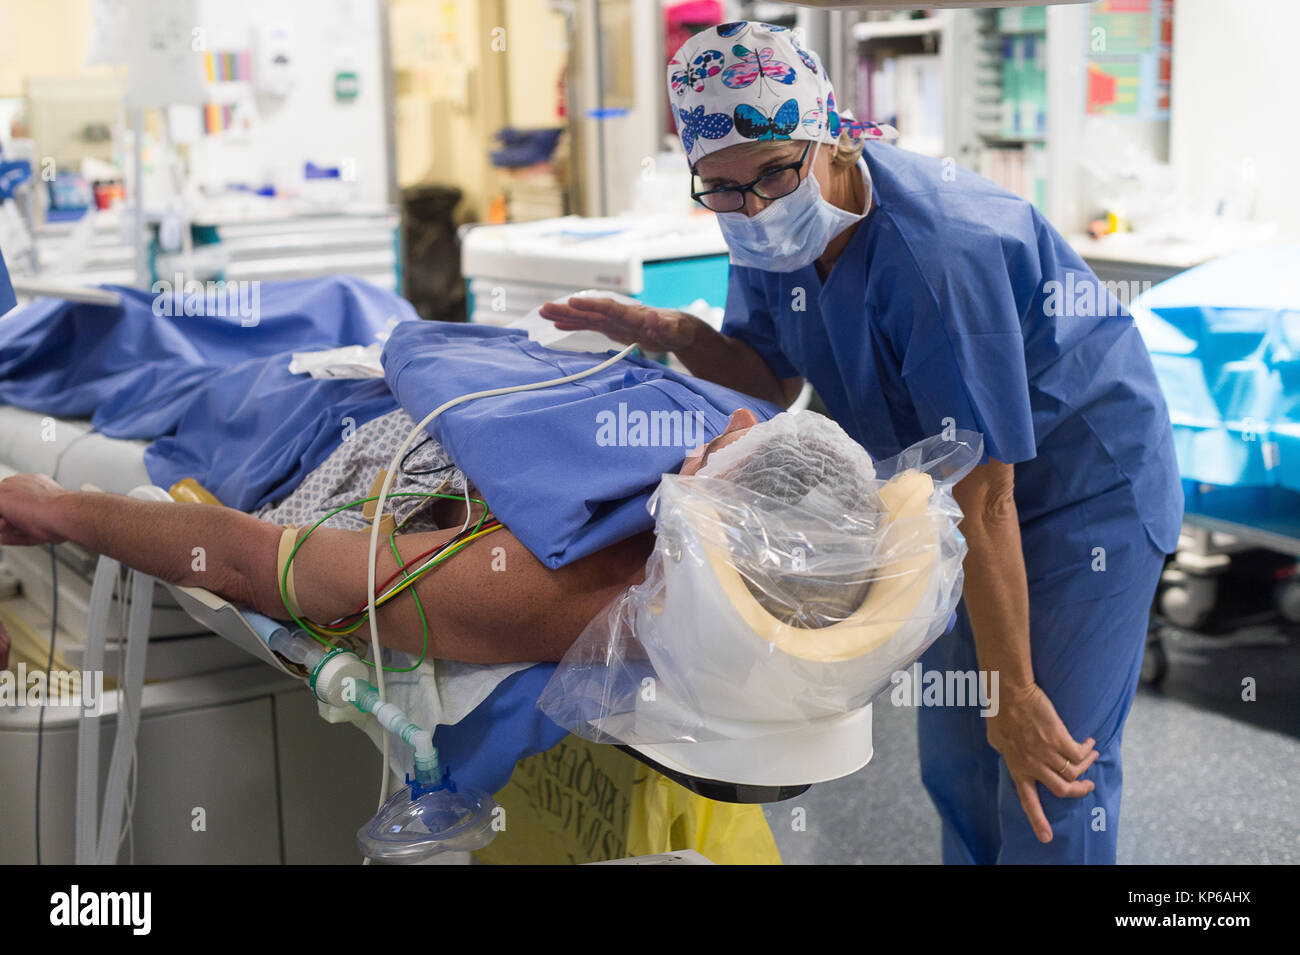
690, 141, 811, 214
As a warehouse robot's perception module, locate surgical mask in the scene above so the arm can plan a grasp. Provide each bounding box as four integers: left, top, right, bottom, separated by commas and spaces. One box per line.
714, 148, 868, 273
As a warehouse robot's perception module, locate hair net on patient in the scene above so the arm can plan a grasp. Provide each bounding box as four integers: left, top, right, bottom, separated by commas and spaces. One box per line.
539, 411, 982, 746
696, 412, 883, 628
699, 411, 879, 520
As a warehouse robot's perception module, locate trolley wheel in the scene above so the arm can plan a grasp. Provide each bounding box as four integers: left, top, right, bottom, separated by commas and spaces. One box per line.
1140, 637, 1167, 686
1276, 578, 1300, 625
1160, 577, 1214, 629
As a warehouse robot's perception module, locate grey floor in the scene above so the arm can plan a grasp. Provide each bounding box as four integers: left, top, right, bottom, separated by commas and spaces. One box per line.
764, 621, 1300, 865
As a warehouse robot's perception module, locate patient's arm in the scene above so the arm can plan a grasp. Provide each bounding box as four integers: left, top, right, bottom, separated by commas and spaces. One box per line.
275, 522, 653, 662
0, 473, 652, 663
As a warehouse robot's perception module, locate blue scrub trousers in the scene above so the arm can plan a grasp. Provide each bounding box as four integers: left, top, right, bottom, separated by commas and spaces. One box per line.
917, 538, 1166, 864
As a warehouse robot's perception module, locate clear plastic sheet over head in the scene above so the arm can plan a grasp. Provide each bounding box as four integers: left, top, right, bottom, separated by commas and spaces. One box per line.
538, 412, 982, 745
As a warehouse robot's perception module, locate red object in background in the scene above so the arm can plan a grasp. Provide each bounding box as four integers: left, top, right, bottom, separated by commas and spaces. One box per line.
664, 0, 722, 137
93, 181, 124, 210
665, 0, 722, 59
556, 67, 566, 121
1161, 0, 1174, 113
1088, 64, 1119, 110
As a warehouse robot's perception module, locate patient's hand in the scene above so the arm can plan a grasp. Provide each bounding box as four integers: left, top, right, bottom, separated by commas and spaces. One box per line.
0, 474, 70, 547
0, 617, 10, 671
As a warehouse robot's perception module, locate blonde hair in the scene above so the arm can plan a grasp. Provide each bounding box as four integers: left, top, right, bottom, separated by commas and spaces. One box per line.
832, 127, 865, 167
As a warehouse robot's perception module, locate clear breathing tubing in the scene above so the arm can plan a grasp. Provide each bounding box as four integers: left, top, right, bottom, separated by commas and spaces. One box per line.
267, 628, 439, 785
353, 679, 439, 785
267, 627, 328, 671
363, 342, 640, 807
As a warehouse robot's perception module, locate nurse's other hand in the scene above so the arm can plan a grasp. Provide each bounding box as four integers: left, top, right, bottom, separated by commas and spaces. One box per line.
537, 297, 696, 352
985, 681, 1099, 844
0, 473, 71, 547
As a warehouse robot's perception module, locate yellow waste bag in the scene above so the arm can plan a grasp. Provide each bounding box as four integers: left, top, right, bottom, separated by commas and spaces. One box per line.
474, 734, 781, 865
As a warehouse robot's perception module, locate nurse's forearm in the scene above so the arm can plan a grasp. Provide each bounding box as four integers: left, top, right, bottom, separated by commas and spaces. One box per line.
673, 316, 800, 406
953, 463, 1034, 690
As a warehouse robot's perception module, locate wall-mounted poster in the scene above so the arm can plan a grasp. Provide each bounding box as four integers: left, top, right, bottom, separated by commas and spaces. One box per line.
1087, 0, 1173, 119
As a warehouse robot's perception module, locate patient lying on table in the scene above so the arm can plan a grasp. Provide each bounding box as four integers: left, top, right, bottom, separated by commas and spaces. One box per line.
0, 291, 799, 666
0, 408, 762, 664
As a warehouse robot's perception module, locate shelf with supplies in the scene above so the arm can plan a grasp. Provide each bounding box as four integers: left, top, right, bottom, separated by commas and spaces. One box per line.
854, 14, 950, 159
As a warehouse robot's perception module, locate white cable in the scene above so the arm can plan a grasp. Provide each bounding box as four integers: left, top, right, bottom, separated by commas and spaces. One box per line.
364, 343, 638, 807
76, 555, 120, 864
115, 573, 131, 855
97, 568, 151, 864
117, 573, 139, 857
457, 480, 473, 536
120, 753, 137, 856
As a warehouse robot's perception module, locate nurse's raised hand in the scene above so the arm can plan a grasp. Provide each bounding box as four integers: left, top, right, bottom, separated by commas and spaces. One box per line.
541, 295, 797, 406
537, 297, 696, 352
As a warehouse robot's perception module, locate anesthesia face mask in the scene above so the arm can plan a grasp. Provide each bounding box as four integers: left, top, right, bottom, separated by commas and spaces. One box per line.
539, 412, 981, 787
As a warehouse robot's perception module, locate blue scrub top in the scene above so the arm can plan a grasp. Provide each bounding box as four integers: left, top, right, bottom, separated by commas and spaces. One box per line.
722, 143, 1183, 600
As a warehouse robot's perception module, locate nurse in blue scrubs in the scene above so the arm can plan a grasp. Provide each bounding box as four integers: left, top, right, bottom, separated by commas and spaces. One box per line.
541, 21, 1183, 864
